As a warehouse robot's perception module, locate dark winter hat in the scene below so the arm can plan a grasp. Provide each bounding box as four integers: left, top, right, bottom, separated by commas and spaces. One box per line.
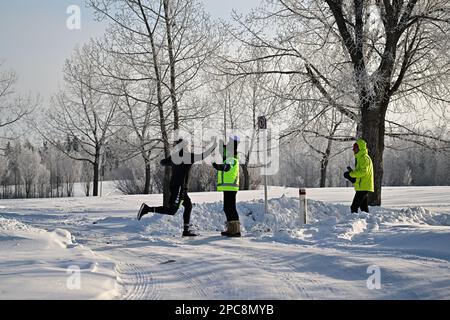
173, 138, 184, 145
229, 135, 240, 143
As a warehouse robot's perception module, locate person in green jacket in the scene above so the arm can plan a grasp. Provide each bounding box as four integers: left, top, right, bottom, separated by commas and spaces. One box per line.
212, 135, 241, 237
344, 139, 374, 213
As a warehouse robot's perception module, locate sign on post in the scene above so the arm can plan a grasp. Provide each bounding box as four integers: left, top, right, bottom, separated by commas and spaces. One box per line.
258, 116, 268, 215
258, 116, 267, 130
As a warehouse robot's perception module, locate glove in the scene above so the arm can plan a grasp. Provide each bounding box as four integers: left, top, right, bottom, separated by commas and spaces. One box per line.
212, 162, 219, 170
160, 157, 171, 166
347, 166, 353, 172
344, 171, 356, 184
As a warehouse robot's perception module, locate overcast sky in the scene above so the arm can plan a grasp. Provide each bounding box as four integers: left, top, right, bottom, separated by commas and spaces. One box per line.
0, 0, 261, 103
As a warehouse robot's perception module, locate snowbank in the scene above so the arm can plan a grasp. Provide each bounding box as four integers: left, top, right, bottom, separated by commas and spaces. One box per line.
1, 187, 450, 300
0, 215, 118, 299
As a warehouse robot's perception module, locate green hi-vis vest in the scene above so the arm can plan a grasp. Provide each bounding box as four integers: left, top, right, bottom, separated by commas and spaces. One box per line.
217, 157, 240, 192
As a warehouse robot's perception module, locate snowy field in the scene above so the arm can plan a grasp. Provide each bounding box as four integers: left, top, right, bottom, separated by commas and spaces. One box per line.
1, 185, 449, 300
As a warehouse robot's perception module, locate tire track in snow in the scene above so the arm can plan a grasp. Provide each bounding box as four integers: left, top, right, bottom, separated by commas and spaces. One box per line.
136, 251, 210, 299
113, 247, 210, 300
169, 237, 303, 299
222, 249, 301, 298
164, 238, 257, 299
115, 262, 161, 300
203, 241, 321, 299
248, 248, 358, 299
112, 241, 247, 299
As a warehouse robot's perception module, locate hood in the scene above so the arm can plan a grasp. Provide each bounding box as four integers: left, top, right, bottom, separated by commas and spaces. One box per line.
355, 139, 368, 156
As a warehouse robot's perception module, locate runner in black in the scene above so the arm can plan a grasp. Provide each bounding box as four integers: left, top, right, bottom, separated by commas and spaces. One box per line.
137, 138, 217, 237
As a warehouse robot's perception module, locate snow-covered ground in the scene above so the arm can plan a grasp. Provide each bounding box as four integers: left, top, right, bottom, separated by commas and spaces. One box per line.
1, 186, 449, 299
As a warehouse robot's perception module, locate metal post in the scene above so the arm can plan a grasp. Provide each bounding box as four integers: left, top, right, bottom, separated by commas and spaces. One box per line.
299, 188, 307, 226
258, 115, 268, 216
263, 129, 268, 216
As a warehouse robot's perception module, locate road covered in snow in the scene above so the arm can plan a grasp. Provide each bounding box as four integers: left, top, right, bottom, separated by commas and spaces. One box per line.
1, 186, 449, 299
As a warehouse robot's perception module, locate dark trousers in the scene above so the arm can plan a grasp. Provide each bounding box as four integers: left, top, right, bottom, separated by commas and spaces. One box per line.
351, 191, 369, 213
148, 186, 192, 225
223, 191, 239, 221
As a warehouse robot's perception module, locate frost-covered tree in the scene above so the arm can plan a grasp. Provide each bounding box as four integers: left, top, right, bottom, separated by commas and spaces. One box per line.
226, 0, 450, 205
89, 0, 219, 203
0, 62, 35, 142
17, 147, 41, 198
37, 43, 120, 197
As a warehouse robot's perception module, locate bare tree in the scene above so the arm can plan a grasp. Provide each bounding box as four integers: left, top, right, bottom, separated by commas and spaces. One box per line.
0, 62, 36, 148
116, 80, 162, 194
95, 46, 163, 194
225, 0, 450, 205
89, 0, 172, 201
17, 145, 50, 198
89, 0, 219, 202
211, 44, 293, 190
300, 109, 350, 188
4, 141, 22, 197
36, 43, 119, 197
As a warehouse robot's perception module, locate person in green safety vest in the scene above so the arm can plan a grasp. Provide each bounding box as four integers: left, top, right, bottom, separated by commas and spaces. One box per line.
212, 135, 241, 237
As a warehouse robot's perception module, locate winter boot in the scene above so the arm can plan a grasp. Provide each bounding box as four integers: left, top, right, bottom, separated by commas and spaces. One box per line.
221, 220, 241, 237
137, 203, 151, 221
220, 221, 229, 236
182, 225, 198, 237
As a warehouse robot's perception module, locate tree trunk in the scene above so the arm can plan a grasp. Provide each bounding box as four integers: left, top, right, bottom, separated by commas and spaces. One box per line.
163, 0, 179, 131
14, 171, 18, 198
320, 139, 332, 188
25, 181, 30, 198
56, 174, 61, 197
93, 157, 100, 197
163, 166, 171, 206
137, 0, 171, 205
241, 163, 250, 190
144, 161, 151, 194
319, 158, 328, 188
162, 0, 178, 205
361, 107, 386, 206
85, 181, 90, 197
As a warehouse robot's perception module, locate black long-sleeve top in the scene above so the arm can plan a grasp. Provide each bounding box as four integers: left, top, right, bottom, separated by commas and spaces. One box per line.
160, 141, 217, 189
212, 144, 238, 172
212, 162, 231, 172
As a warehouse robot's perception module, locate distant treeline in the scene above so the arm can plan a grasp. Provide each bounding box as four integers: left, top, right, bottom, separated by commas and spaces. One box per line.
1, 136, 448, 200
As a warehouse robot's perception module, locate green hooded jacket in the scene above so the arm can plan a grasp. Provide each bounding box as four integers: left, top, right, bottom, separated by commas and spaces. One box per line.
349, 139, 374, 192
